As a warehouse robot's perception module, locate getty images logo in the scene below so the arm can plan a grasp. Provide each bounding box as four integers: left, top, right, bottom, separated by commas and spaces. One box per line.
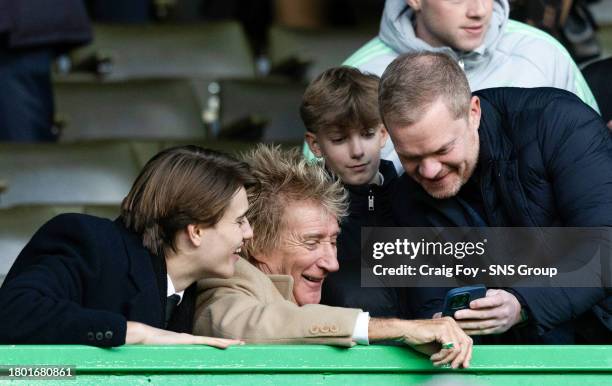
372, 238, 488, 260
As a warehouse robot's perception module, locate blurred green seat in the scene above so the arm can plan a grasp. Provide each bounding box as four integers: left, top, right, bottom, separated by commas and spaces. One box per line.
208, 78, 308, 143
70, 22, 255, 80
0, 141, 141, 208
55, 79, 206, 142
268, 25, 376, 81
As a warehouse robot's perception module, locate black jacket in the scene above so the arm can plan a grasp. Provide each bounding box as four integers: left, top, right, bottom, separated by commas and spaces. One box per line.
0, 213, 195, 346
322, 161, 398, 316
321, 161, 442, 318
0, 0, 91, 50
338, 159, 398, 263
395, 87, 612, 342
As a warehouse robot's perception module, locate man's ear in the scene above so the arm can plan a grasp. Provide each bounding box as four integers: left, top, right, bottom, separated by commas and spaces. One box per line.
406, 0, 421, 11
186, 224, 203, 247
305, 132, 324, 157
468, 96, 481, 132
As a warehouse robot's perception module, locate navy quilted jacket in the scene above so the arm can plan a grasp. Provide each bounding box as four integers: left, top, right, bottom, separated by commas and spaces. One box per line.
395, 87, 611, 340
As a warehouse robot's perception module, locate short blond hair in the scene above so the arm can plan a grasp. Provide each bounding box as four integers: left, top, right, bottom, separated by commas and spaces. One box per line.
379, 52, 472, 129
241, 144, 348, 258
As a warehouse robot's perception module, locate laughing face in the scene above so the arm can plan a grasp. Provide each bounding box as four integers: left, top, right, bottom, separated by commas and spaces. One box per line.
390, 97, 481, 199
254, 200, 340, 305
197, 187, 253, 278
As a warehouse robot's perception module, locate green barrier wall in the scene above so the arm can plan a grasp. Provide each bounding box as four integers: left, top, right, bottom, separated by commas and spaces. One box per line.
0, 345, 611, 385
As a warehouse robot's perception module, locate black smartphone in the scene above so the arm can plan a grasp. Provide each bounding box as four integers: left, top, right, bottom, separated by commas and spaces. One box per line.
442, 285, 487, 317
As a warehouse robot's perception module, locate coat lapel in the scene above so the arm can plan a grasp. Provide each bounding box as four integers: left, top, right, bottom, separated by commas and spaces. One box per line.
115, 218, 165, 328
269, 274, 296, 302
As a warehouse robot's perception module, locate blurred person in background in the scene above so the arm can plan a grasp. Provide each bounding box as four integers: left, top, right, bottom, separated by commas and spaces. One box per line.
304, 0, 600, 172
582, 56, 612, 130
0, 0, 91, 141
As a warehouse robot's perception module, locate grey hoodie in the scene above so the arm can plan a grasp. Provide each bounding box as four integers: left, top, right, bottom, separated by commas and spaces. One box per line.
378, 0, 509, 71
303, 0, 599, 170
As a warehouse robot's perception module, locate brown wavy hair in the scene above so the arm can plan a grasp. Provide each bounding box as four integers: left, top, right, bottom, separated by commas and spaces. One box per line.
121, 145, 254, 257
300, 66, 381, 134
379, 52, 472, 129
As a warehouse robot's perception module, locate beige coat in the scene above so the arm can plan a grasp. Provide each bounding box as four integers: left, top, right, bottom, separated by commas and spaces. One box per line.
193, 258, 361, 346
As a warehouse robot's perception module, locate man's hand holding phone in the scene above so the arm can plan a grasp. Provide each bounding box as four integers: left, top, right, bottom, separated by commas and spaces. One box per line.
453, 289, 523, 335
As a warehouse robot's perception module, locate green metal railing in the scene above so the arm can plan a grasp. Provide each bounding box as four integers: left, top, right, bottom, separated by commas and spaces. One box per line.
0, 345, 611, 385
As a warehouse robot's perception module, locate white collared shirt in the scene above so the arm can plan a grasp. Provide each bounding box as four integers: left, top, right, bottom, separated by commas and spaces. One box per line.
166, 274, 185, 305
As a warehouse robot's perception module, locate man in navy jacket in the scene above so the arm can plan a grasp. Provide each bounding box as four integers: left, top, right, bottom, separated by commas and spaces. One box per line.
0, 146, 254, 347
379, 52, 611, 343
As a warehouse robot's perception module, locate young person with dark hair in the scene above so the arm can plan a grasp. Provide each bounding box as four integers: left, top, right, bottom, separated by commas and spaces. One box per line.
0, 145, 254, 347
301, 67, 398, 317
300, 67, 438, 320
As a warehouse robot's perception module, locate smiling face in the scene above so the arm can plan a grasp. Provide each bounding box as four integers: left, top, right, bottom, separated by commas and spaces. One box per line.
255, 200, 340, 305
408, 0, 494, 52
390, 97, 481, 199
196, 187, 253, 278
306, 125, 388, 186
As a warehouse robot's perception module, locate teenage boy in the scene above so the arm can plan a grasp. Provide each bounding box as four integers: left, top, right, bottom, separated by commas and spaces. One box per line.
300, 67, 433, 319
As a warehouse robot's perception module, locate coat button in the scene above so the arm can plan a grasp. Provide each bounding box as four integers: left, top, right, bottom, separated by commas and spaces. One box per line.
96, 332, 104, 341
320, 325, 330, 333
105, 331, 113, 340
87, 332, 95, 341
309, 326, 320, 334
